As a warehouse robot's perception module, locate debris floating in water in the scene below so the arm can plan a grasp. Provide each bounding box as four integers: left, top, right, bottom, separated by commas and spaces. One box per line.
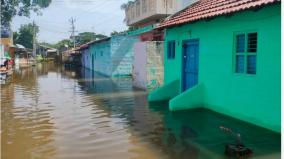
219, 125, 253, 158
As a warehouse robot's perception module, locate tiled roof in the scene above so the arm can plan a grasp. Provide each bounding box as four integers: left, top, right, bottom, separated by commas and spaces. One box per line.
159, 0, 280, 28
76, 44, 89, 51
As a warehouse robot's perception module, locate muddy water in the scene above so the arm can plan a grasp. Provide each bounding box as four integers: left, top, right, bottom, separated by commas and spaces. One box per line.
1, 63, 281, 159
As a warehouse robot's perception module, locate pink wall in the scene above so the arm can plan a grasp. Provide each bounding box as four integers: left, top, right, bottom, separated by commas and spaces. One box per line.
133, 42, 147, 89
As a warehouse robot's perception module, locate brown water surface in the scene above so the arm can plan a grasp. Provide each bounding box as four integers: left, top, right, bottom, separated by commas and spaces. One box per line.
1, 63, 281, 159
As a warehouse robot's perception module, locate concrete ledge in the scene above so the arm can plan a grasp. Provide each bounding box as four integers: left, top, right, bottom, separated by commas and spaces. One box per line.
169, 83, 204, 111
148, 80, 180, 102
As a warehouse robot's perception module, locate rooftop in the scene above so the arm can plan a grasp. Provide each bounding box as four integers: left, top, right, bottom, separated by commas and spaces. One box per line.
87, 37, 111, 46
159, 0, 280, 28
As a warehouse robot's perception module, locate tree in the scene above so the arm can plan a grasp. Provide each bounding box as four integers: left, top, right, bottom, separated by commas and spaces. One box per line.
14, 23, 39, 49
76, 32, 96, 45
39, 42, 55, 48
75, 32, 107, 45
110, 30, 128, 36
54, 39, 72, 51
121, 1, 134, 24
120, 1, 134, 10
1, 0, 52, 27
13, 32, 18, 42
95, 33, 107, 40
111, 31, 119, 36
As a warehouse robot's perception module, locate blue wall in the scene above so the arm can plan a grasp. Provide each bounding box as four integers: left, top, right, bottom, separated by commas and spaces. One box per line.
89, 40, 112, 76
83, 34, 139, 77
81, 49, 92, 69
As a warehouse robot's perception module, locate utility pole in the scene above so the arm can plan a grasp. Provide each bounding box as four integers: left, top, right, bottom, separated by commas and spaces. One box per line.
69, 17, 77, 48
33, 20, 36, 57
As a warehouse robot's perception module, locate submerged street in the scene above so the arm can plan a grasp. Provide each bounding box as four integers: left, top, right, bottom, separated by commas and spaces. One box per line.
1, 63, 281, 159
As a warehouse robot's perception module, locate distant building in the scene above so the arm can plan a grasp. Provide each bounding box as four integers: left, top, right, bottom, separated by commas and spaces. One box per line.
46, 49, 58, 59
79, 44, 91, 69
0, 26, 15, 59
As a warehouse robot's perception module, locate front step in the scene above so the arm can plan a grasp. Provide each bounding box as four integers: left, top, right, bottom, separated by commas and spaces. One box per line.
169, 83, 204, 111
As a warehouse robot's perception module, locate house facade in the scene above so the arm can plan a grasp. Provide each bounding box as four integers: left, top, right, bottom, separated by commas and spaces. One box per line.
80, 34, 139, 77
125, 0, 198, 90
149, 0, 280, 132
80, 45, 92, 70
88, 38, 112, 76
1, 26, 15, 59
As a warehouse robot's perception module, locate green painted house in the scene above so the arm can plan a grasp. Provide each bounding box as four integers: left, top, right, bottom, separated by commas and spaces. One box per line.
149, 0, 281, 133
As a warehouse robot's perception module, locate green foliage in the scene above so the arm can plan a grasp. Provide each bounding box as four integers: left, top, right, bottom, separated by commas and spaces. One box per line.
76, 32, 95, 45
111, 31, 119, 36
39, 42, 55, 48
51, 32, 107, 51
94, 33, 107, 40
13, 32, 18, 42
111, 27, 136, 36
76, 32, 107, 45
54, 39, 72, 51
120, 1, 134, 10
1, 0, 52, 26
111, 30, 127, 36
14, 23, 39, 49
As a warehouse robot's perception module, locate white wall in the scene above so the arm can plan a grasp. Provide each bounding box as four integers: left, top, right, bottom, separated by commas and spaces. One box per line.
133, 42, 147, 89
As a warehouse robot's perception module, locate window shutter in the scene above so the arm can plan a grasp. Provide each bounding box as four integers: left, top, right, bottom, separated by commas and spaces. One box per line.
247, 33, 257, 53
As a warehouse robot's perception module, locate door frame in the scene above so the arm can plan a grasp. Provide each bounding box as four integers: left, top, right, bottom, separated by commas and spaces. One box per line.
181, 39, 200, 92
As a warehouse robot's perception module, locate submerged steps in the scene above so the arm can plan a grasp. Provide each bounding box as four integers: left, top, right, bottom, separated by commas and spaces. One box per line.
169, 84, 204, 111
148, 80, 180, 102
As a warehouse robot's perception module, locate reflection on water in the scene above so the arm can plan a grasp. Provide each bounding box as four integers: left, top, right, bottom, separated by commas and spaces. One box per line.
1, 63, 281, 159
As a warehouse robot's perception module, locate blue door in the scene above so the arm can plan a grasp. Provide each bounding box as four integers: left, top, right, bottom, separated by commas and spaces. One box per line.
182, 39, 199, 92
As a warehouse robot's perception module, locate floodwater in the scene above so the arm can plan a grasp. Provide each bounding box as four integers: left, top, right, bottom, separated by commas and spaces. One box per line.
1, 63, 281, 159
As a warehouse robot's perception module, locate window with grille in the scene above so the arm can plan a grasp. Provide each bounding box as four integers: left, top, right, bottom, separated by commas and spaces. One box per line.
235, 32, 257, 74
167, 40, 175, 59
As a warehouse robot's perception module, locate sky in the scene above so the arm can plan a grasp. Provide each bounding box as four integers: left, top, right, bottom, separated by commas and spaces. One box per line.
11, 0, 129, 44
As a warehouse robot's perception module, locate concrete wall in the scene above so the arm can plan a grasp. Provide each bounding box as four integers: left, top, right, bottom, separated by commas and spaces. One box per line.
163, 4, 281, 132
146, 41, 164, 90
126, 0, 179, 26
111, 34, 139, 76
133, 41, 164, 91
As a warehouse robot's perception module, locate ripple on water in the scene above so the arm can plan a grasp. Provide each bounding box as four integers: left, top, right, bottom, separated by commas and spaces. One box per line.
1, 65, 281, 159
